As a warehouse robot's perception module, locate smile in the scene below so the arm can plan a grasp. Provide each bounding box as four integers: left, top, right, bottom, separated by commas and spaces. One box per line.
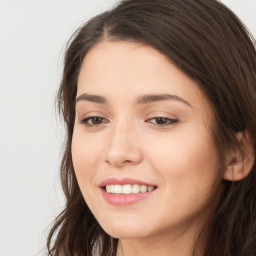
105, 184, 156, 194
100, 178, 157, 205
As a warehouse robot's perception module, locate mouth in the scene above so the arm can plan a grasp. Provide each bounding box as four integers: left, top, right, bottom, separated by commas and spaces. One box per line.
103, 184, 157, 194
101, 184, 157, 205
99, 178, 157, 205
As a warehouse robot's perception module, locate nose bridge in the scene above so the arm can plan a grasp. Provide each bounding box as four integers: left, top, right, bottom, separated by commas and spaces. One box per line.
104, 117, 142, 167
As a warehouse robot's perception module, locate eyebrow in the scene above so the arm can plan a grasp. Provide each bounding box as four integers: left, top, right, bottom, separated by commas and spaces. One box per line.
75, 93, 192, 107
137, 94, 191, 107
76, 93, 107, 104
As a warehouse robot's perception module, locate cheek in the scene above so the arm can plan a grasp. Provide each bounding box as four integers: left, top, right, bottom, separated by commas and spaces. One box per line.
146, 127, 220, 194
71, 131, 102, 183
71, 131, 104, 214
147, 135, 220, 224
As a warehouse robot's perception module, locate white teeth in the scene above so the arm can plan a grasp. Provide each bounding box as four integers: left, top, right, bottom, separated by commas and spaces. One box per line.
114, 185, 122, 194
147, 186, 155, 192
123, 184, 132, 194
106, 185, 111, 193
110, 185, 115, 193
105, 184, 156, 194
132, 184, 140, 193
140, 185, 147, 193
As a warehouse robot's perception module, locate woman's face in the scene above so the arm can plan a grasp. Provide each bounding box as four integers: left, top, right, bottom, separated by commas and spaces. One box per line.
72, 41, 222, 240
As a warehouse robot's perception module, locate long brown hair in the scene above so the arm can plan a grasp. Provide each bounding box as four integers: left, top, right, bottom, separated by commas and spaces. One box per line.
47, 0, 256, 255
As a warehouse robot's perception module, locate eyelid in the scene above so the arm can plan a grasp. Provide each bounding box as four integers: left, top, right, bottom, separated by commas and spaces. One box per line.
77, 110, 108, 121
79, 115, 109, 127
145, 116, 178, 127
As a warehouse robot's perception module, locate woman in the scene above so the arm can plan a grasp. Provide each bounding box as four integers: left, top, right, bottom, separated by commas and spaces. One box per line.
47, 0, 256, 255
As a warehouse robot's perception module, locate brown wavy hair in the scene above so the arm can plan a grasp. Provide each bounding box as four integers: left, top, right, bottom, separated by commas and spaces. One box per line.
47, 0, 256, 255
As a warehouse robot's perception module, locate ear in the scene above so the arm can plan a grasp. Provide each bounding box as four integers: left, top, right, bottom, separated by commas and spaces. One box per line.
223, 130, 255, 181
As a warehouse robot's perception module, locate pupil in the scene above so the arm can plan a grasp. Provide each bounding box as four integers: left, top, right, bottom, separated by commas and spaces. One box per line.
156, 117, 167, 124
92, 117, 102, 124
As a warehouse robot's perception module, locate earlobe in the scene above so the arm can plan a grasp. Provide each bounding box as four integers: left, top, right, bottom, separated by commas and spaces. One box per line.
223, 131, 255, 182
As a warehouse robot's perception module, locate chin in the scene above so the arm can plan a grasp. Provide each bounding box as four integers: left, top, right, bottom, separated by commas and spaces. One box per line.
100, 220, 153, 239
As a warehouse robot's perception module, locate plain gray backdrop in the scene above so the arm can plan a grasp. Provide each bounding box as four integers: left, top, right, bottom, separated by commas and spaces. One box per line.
0, 1, 255, 255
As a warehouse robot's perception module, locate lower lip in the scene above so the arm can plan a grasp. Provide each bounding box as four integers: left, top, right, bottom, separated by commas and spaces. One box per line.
101, 188, 156, 206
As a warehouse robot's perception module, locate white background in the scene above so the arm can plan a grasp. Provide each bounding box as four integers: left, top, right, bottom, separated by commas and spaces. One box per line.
0, 1, 255, 256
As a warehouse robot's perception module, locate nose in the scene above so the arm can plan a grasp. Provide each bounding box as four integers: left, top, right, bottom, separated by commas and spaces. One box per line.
104, 121, 143, 168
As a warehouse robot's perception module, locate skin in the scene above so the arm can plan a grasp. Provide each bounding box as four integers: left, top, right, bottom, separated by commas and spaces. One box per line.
72, 41, 223, 256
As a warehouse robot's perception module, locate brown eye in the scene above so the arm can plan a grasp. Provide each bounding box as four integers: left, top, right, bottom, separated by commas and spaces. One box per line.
154, 117, 169, 125
147, 117, 178, 126
80, 116, 108, 126
90, 117, 104, 124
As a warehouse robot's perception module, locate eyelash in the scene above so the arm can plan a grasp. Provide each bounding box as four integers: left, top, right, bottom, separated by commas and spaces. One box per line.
146, 117, 178, 126
79, 116, 109, 127
79, 116, 178, 127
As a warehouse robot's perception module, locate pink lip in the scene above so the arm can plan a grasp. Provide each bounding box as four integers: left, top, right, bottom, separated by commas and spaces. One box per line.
99, 177, 157, 206
101, 189, 156, 206
99, 177, 155, 187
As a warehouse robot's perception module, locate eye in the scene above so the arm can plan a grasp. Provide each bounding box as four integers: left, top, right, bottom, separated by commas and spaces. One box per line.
146, 117, 178, 126
79, 116, 109, 127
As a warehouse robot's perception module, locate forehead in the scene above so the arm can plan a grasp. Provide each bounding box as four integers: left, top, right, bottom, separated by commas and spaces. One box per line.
77, 40, 212, 113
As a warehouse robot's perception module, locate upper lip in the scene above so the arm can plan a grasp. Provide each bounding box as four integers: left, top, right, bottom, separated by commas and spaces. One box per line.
99, 177, 156, 188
